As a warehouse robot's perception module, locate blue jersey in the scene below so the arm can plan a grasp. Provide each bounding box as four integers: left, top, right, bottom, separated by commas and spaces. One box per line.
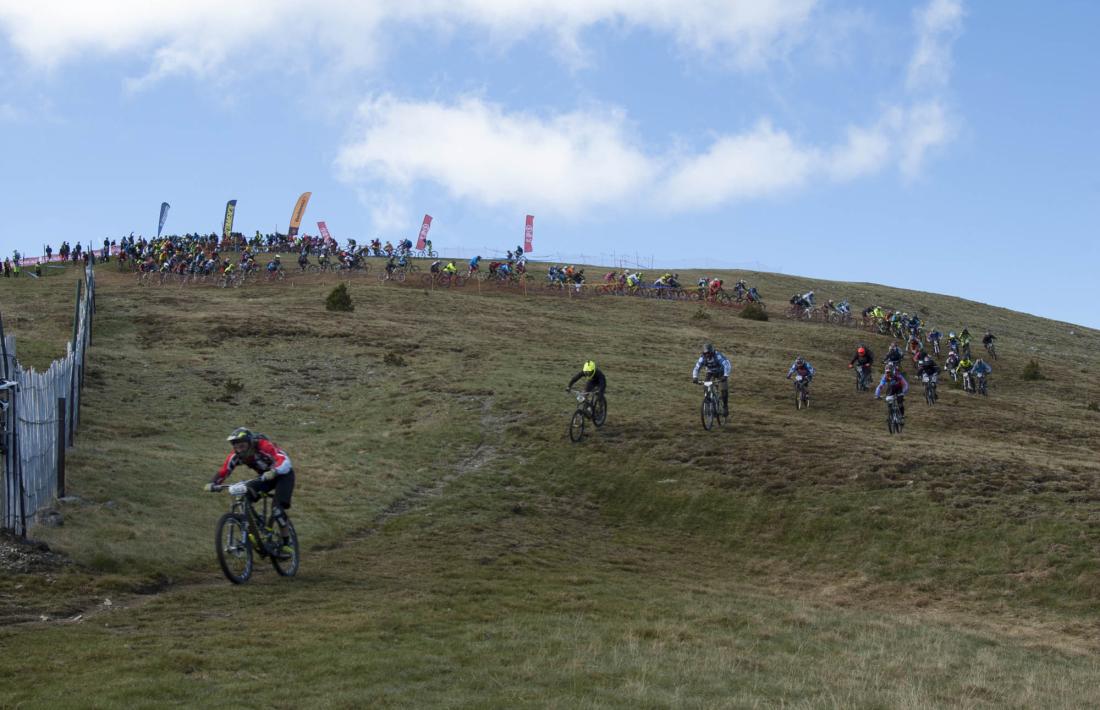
875, 373, 909, 397
787, 361, 815, 378
692, 352, 732, 379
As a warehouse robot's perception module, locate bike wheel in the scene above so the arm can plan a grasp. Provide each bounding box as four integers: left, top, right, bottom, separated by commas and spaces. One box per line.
701, 397, 715, 430
592, 396, 607, 427
796, 387, 804, 410
568, 411, 586, 442
215, 513, 253, 584
270, 519, 300, 577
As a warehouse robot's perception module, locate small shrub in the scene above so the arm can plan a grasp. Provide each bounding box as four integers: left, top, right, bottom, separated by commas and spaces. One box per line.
223, 378, 244, 394
325, 283, 354, 312
383, 351, 406, 367
740, 303, 769, 321
1021, 359, 1044, 381
691, 307, 711, 321
1087, 402, 1099, 412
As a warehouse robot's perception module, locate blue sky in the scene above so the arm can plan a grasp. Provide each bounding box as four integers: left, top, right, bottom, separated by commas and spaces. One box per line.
1, 1, 1097, 327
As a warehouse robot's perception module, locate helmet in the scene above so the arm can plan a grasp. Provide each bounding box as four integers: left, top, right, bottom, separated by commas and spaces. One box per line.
274, 254, 281, 260
702, 343, 715, 355
582, 360, 597, 377
949, 331, 956, 338
795, 356, 804, 366
857, 347, 866, 355
885, 362, 897, 376
226, 427, 254, 446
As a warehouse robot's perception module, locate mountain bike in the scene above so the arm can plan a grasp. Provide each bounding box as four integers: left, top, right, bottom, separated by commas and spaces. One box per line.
208, 478, 300, 584
424, 272, 465, 288
984, 340, 997, 360
853, 364, 870, 392
697, 379, 725, 430
567, 389, 606, 442
922, 373, 938, 405
379, 266, 407, 283
975, 372, 988, 396
794, 375, 810, 409
884, 394, 904, 434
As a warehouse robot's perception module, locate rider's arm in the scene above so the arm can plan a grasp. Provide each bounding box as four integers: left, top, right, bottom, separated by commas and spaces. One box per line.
567, 371, 583, 388
898, 375, 909, 395
691, 357, 703, 380
721, 355, 732, 378
873, 378, 885, 397
213, 453, 238, 484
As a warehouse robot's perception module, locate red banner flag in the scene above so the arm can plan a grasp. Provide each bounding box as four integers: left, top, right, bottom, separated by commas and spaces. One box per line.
416, 214, 432, 250
317, 221, 332, 244
524, 215, 534, 254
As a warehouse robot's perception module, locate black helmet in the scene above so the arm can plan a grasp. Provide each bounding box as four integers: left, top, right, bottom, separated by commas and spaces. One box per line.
703, 343, 715, 356
226, 427, 253, 445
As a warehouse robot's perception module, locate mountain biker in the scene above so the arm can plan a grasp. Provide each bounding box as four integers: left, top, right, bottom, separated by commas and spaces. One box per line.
959, 328, 973, 356
970, 358, 992, 386
982, 331, 996, 350
916, 355, 940, 384
691, 343, 732, 416
468, 255, 481, 275
874, 363, 909, 417
430, 259, 442, 274
849, 344, 874, 381
567, 360, 606, 399
443, 261, 457, 275
205, 428, 295, 559
927, 328, 942, 350
884, 342, 904, 368
786, 356, 815, 386
956, 355, 975, 389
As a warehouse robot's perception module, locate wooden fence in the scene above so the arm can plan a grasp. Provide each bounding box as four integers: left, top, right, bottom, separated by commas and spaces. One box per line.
0, 265, 95, 537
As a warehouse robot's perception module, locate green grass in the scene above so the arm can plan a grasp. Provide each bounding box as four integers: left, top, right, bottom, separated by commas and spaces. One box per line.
0, 261, 1098, 706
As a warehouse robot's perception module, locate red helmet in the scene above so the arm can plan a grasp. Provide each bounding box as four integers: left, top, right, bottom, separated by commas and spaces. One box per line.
857, 347, 865, 355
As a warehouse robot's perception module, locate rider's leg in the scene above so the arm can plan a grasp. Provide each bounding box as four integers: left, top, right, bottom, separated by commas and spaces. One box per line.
720, 377, 730, 415
272, 472, 296, 544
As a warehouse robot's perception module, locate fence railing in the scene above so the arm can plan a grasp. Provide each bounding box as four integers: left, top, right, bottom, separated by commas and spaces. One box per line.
0, 264, 95, 537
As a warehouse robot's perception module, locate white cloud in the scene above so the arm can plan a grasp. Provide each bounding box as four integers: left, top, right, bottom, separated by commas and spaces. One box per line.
659, 122, 819, 208
907, 0, 964, 90
0, 0, 817, 79
336, 95, 956, 219
894, 101, 954, 178
336, 96, 655, 217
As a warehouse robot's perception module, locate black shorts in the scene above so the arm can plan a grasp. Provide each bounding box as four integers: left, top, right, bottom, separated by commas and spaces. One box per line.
247, 470, 295, 510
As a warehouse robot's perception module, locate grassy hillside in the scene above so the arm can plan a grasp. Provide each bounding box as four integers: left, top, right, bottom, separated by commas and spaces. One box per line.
1, 262, 1098, 707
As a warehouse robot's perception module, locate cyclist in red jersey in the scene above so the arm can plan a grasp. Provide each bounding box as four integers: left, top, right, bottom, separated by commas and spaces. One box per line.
205, 428, 296, 558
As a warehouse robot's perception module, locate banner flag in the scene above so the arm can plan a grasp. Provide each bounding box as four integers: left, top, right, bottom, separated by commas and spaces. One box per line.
223, 199, 237, 239
288, 192, 312, 237
415, 214, 432, 250
524, 214, 534, 253
317, 221, 332, 243
157, 202, 170, 238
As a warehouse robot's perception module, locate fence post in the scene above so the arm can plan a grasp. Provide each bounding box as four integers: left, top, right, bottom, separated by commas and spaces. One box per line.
12, 384, 25, 539
56, 397, 66, 499
0, 310, 8, 381
71, 278, 82, 351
